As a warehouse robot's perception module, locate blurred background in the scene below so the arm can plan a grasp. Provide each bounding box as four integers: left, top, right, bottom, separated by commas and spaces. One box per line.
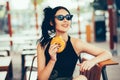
0, 0, 120, 80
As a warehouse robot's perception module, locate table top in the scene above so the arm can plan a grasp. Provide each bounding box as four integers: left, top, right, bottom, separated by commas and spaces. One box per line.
0, 56, 12, 68
0, 47, 10, 51
22, 50, 36, 55
20, 45, 36, 51
0, 51, 8, 56
0, 71, 7, 80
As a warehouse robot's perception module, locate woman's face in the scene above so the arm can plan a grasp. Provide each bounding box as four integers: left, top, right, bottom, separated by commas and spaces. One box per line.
54, 9, 72, 33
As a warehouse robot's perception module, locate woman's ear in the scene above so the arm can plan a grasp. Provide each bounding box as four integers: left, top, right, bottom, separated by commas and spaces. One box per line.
50, 21, 53, 26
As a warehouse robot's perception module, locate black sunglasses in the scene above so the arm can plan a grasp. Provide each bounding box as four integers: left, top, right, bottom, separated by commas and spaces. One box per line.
55, 14, 73, 21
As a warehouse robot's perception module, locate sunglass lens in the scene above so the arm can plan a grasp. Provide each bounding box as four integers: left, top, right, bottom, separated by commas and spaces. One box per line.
66, 15, 73, 20
57, 15, 64, 21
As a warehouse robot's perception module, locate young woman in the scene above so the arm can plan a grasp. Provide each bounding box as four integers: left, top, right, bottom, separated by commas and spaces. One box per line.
37, 6, 112, 80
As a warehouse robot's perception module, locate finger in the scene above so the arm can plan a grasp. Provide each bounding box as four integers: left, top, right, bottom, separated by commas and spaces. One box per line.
80, 62, 85, 72
80, 61, 88, 72
83, 64, 89, 71
83, 62, 89, 71
50, 44, 59, 50
77, 63, 81, 66
49, 44, 59, 55
87, 65, 92, 71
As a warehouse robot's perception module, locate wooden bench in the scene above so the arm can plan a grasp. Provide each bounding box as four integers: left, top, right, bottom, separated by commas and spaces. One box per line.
0, 56, 13, 80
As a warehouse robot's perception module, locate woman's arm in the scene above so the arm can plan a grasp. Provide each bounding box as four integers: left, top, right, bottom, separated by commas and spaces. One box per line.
73, 38, 112, 71
80, 41, 112, 63
37, 44, 56, 80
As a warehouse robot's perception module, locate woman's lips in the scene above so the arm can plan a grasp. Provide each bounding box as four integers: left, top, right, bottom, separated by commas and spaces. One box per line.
62, 24, 69, 28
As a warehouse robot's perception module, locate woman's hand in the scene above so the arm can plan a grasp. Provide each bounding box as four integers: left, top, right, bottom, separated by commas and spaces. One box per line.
49, 44, 59, 61
77, 60, 96, 72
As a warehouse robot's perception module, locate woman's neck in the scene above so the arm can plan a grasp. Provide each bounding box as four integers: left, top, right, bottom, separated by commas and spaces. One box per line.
55, 33, 68, 42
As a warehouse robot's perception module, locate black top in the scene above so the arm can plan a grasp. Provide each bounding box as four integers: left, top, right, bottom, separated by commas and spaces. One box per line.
45, 36, 79, 80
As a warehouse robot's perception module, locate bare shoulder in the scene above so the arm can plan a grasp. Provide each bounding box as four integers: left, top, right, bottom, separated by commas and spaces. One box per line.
71, 37, 84, 46
70, 37, 84, 54
37, 43, 44, 54
37, 43, 42, 50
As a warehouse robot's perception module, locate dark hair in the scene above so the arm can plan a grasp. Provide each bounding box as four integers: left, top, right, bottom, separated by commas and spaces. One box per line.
39, 6, 71, 47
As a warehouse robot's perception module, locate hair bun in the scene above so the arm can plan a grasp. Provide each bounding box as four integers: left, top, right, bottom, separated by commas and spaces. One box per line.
43, 6, 53, 19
